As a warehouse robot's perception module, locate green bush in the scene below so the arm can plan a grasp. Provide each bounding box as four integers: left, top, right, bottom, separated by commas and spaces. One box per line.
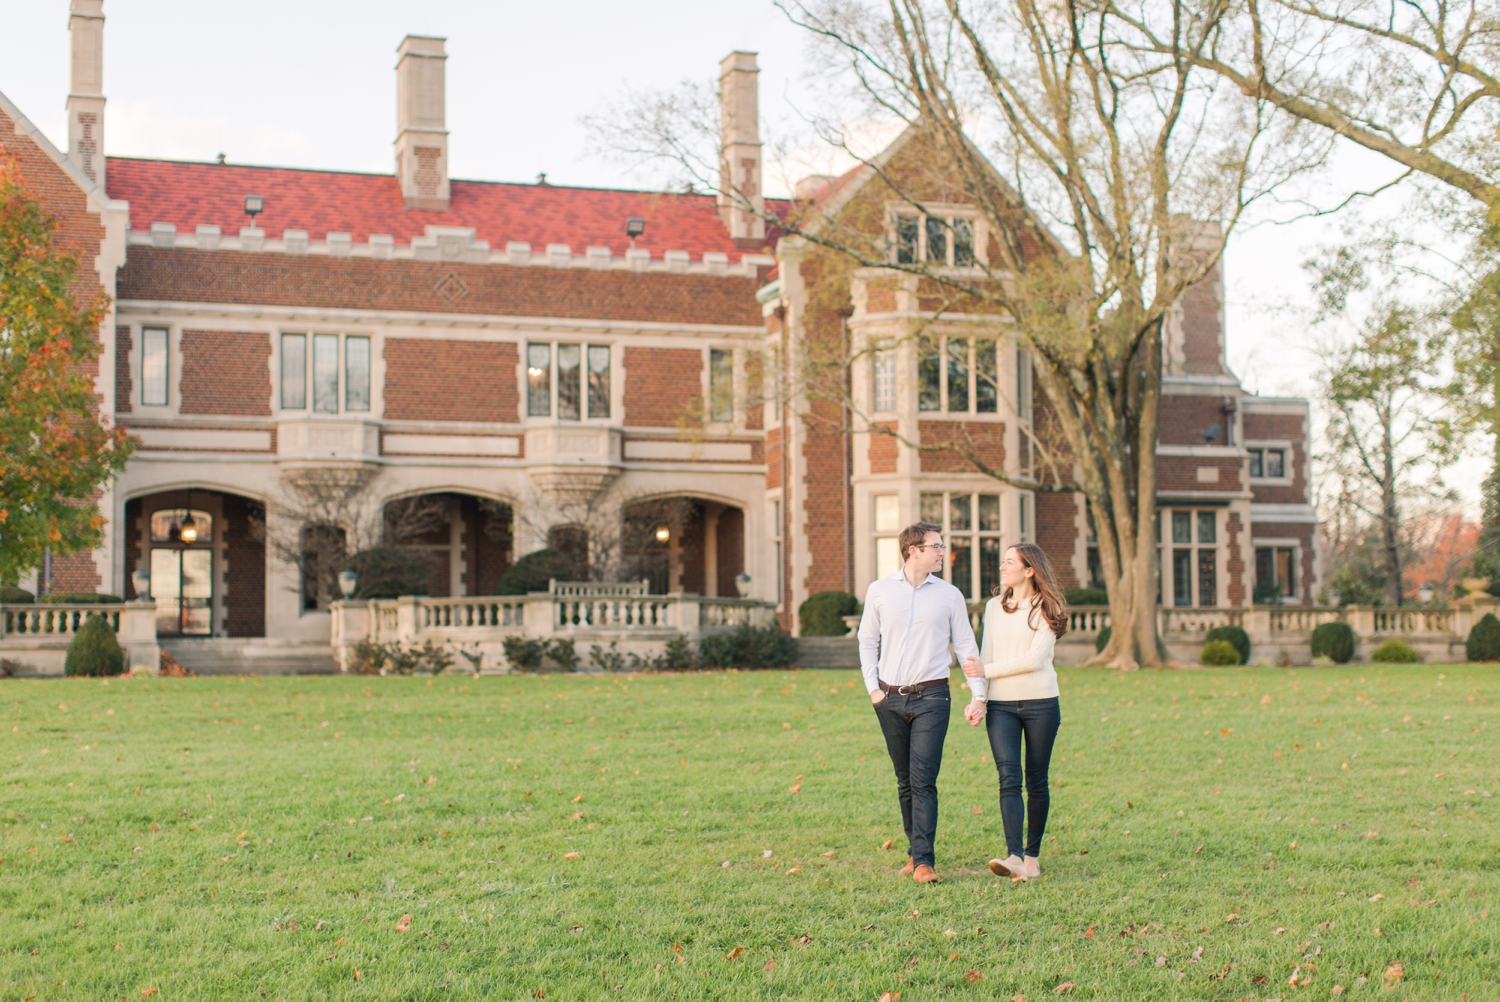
548, 638, 580, 672
1065, 588, 1109, 606
64, 614, 125, 677
1310, 622, 1356, 664
629, 636, 695, 672
1094, 625, 1112, 654
1371, 638, 1422, 663
1465, 612, 1500, 662
0, 583, 35, 603
346, 638, 452, 675
342, 547, 429, 599
1200, 639, 1240, 666
495, 549, 580, 595
501, 636, 550, 672
1252, 579, 1285, 605
42, 593, 122, 604
590, 641, 627, 671
1205, 625, 1250, 665
798, 591, 861, 636
696, 624, 797, 669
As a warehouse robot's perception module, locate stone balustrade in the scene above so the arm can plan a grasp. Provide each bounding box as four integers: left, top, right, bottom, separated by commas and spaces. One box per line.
0, 601, 159, 675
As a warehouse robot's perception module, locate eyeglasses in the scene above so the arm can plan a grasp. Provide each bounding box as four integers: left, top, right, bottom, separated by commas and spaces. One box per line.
916, 543, 947, 552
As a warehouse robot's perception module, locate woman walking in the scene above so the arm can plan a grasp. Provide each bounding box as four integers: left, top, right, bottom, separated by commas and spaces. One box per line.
961, 542, 1068, 880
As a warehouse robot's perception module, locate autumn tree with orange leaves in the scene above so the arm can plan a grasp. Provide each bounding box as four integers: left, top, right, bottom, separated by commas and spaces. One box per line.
0, 154, 133, 582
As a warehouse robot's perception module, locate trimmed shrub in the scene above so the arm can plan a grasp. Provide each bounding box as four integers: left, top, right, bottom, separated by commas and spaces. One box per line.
1205, 625, 1251, 665
590, 641, 627, 671
1310, 622, 1356, 664
799, 591, 861, 636
1200, 639, 1240, 666
1371, 638, 1422, 663
64, 614, 125, 677
696, 624, 797, 669
501, 636, 550, 672
1094, 624, 1112, 654
342, 547, 428, 599
548, 638, 580, 672
1465, 612, 1500, 662
0, 583, 35, 603
1065, 588, 1109, 606
42, 592, 122, 604
346, 638, 452, 675
629, 636, 695, 672
495, 549, 579, 595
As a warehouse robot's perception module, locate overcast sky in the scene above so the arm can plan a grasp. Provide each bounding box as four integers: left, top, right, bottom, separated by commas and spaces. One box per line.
1, 0, 1477, 504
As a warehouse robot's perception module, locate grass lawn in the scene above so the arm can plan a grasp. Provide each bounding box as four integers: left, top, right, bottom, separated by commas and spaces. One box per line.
1, 664, 1496, 1001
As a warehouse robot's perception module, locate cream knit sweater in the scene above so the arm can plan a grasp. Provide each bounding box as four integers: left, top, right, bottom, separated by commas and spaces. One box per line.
978, 595, 1060, 701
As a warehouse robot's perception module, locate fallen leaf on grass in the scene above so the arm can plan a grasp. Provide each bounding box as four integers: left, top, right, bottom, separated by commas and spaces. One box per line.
140, 990, 157, 998
567, 925, 582, 933
795, 935, 811, 944
878, 992, 901, 1002
1225, 913, 1239, 922
354, 970, 362, 982
1083, 924, 1096, 937
966, 970, 984, 982
821, 851, 836, 857
1194, 845, 1203, 855
1252, 975, 1268, 985
789, 783, 801, 793
1331, 985, 1345, 995
1384, 961, 1404, 985
785, 866, 801, 875
396, 914, 412, 933
972, 807, 983, 814
1053, 982, 1075, 994
570, 812, 585, 820
571, 794, 584, 803
1011, 995, 1027, 1002
1212, 963, 1231, 980
764, 956, 776, 972
563, 851, 581, 860
726, 946, 744, 960
1369, 894, 1384, 902
880, 839, 893, 850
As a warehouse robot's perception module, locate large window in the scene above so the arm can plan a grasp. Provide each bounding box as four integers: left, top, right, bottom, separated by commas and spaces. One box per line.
873, 340, 896, 412
141, 327, 169, 406
873, 494, 901, 578
917, 336, 999, 414
921, 491, 1002, 599
709, 348, 734, 422
1248, 446, 1287, 479
528, 342, 611, 419
770, 498, 783, 605
1255, 546, 1297, 603
893, 212, 976, 267
280, 333, 370, 414
1163, 508, 1219, 607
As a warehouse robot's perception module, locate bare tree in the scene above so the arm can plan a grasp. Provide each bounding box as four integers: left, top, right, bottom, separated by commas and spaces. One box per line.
1117, 0, 1500, 209
589, 0, 1325, 666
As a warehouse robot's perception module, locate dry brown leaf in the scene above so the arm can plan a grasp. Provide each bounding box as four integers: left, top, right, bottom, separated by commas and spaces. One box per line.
1384, 961, 1404, 984
972, 806, 983, 814
880, 839, 893, 850
672, 942, 683, 954
726, 946, 744, 960
1331, 985, 1345, 995
395, 914, 413, 933
764, 956, 776, 972
878, 993, 901, 1002
821, 851, 836, 857
140, 990, 158, 998
354, 969, 363, 981
785, 866, 802, 875
966, 970, 984, 982
563, 851, 581, 859
1083, 924, 1096, 937
1053, 983, 1075, 994
789, 783, 801, 793
571, 794, 584, 803
1011, 995, 1027, 1002
1225, 913, 1240, 922
570, 812, 585, 820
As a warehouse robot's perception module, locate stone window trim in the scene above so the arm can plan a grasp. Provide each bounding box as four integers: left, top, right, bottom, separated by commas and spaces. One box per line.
1245, 439, 1294, 484
701, 344, 750, 430
139, 324, 172, 410
275, 329, 377, 417
918, 488, 1029, 601
886, 202, 989, 270
1158, 506, 1225, 608
1252, 536, 1302, 602
915, 334, 1006, 418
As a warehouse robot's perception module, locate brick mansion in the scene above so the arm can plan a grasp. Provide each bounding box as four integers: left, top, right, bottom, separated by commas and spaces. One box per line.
1, 2, 1319, 660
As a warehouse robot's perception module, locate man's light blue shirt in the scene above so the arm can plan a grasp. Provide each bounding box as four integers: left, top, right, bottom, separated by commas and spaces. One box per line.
857, 569, 985, 700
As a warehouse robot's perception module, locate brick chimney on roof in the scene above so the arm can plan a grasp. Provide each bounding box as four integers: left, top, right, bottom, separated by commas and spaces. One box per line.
718, 51, 764, 243
395, 35, 450, 211
66, 0, 106, 189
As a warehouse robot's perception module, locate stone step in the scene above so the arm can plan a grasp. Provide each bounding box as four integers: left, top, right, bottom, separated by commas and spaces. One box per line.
159, 639, 338, 676
795, 636, 859, 669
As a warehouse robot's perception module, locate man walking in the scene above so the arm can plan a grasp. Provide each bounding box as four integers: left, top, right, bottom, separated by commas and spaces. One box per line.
858, 521, 985, 883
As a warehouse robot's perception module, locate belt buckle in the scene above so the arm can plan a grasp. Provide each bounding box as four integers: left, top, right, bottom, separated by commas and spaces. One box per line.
897, 683, 917, 695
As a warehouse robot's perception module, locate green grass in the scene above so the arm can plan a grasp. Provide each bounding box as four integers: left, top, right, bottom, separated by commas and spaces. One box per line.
2, 665, 1496, 1000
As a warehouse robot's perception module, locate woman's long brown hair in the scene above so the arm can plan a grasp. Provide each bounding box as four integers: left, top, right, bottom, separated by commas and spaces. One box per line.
998, 542, 1069, 638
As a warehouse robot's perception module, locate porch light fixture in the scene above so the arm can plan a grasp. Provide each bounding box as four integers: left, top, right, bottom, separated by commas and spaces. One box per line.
734, 572, 752, 598
1418, 582, 1434, 604
654, 525, 671, 543
179, 513, 198, 543
244, 194, 264, 225
625, 217, 645, 238
338, 569, 358, 600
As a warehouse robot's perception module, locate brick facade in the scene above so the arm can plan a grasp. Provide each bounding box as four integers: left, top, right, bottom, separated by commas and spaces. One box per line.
1226, 509, 1246, 607
115, 325, 132, 413
222, 494, 266, 637
1244, 412, 1310, 505
1178, 260, 1223, 375
1159, 394, 1233, 446
868, 422, 898, 474
1156, 455, 1242, 494
1036, 491, 1080, 589
917, 420, 1006, 473
623, 347, 702, 427
180, 330, 272, 416
383, 339, 519, 423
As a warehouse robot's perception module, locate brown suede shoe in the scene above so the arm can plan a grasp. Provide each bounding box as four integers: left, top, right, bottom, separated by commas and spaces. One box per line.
898, 856, 915, 876
913, 864, 940, 883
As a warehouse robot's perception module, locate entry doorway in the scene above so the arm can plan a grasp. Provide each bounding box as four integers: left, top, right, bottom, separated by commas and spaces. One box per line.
150, 508, 214, 635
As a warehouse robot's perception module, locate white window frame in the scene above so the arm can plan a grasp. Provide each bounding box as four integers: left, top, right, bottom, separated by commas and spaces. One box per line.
140, 326, 171, 408
873, 494, 902, 578
917, 335, 1002, 416
872, 339, 897, 413
889, 206, 986, 269
920, 489, 1006, 600
1159, 507, 1223, 608
525, 340, 614, 422
1253, 537, 1301, 603
277, 331, 374, 416
1246, 440, 1294, 485
708, 346, 735, 425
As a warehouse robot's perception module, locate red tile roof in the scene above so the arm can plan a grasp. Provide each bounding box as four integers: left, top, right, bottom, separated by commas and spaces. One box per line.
106, 157, 784, 263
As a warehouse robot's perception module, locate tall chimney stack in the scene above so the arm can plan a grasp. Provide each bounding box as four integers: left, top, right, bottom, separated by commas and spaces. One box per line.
394, 35, 449, 211
718, 51, 764, 243
66, 0, 106, 189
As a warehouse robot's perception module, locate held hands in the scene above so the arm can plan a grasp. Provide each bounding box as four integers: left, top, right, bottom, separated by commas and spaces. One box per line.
961, 656, 984, 678
963, 698, 986, 726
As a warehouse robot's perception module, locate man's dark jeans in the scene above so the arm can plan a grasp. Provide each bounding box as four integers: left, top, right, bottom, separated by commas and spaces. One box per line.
873, 685, 951, 867
985, 696, 1061, 858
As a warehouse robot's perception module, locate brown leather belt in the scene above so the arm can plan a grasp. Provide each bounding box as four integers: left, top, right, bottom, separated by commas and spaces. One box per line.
878, 678, 949, 695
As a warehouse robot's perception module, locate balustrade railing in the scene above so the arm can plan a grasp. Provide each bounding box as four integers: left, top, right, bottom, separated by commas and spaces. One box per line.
699, 599, 766, 628
555, 594, 676, 629
550, 580, 649, 597
1160, 607, 1244, 633
0, 604, 121, 639
420, 597, 526, 630
1372, 608, 1455, 635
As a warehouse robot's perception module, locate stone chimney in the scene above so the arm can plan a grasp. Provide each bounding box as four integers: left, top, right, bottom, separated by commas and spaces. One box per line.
718, 51, 764, 243
66, 0, 106, 189
394, 35, 449, 211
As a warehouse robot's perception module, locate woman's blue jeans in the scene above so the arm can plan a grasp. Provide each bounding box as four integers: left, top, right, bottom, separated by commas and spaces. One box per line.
985, 697, 1061, 858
